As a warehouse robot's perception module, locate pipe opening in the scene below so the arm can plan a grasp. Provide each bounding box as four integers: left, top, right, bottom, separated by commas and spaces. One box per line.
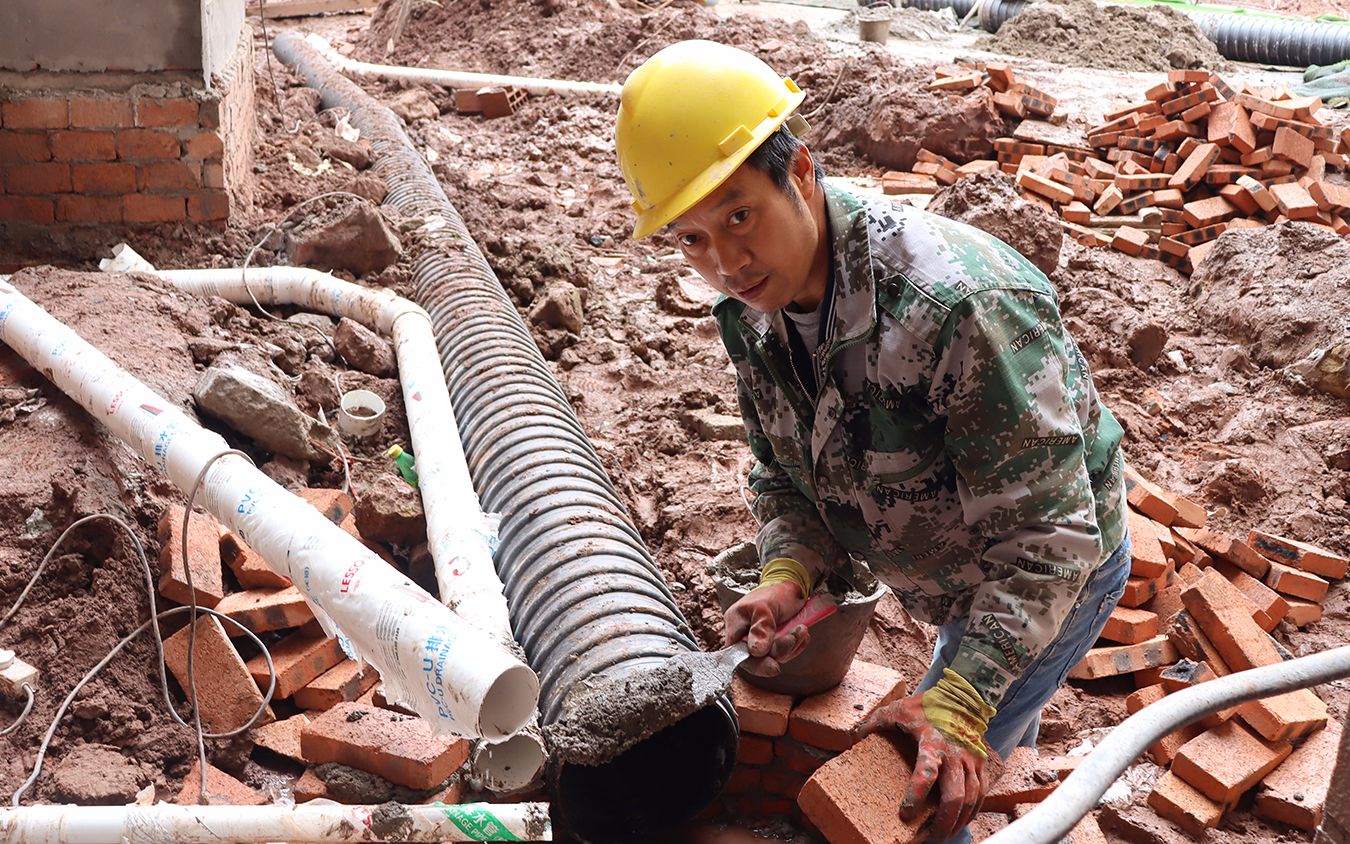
476, 732, 549, 794
479, 663, 542, 740
551, 703, 737, 843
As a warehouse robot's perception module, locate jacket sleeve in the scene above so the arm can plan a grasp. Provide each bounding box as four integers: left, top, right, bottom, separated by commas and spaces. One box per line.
732, 370, 851, 589
927, 287, 1107, 707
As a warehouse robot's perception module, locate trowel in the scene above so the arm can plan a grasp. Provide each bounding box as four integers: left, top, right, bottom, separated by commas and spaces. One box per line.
547, 594, 839, 765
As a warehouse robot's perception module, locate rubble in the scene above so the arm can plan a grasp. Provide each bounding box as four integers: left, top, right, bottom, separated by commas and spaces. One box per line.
285, 200, 403, 276
333, 317, 396, 377
193, 363, 333, 461
352, 472, 426, 546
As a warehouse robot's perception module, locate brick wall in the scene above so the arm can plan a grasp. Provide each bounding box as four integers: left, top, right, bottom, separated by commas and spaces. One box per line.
0, 28, 253, 230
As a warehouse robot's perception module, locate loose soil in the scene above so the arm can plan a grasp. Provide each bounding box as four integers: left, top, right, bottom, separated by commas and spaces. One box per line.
0, 2, 1346, 843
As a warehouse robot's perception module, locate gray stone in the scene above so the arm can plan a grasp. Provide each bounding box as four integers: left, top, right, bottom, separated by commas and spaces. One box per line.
51, 744, 146, 805
333, 318, 396, 377
287, 203, 403, 277
186, 336, 237, 365
194, 365, 332, 461
683, 407, 745, 442
529, 282, 585, 334
353, 473, 426, 547
389, 88, 439, 124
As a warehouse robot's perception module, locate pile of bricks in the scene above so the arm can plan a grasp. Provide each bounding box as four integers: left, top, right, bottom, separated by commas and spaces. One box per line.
885, 64, 1350, 274
1063, 466, 1346, 837
156, 488, 468, 804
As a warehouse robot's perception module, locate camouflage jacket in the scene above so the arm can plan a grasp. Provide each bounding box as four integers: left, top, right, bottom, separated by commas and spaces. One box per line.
714, 182, 1126, 706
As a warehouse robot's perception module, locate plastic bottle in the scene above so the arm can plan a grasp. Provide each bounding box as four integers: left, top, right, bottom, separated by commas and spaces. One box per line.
386, 444, 419, 487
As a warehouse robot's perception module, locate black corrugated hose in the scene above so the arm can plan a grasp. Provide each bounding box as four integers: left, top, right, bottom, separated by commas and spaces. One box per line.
272, 31, 737, 843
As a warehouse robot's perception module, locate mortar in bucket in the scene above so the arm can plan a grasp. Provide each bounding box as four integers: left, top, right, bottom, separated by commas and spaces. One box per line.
858, 3, 894, 43
709, 541, 889, 697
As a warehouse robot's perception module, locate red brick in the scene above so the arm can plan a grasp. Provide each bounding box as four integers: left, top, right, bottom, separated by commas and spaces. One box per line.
1068, 635, 1177, 680
1160, 659, 1238, 727
763, 768, 809, 799
252, 712, 311, 762
299, 488, 355, 524
118, 128, 180, 160
1240, 690, 1330, 744
1176, 527, 1269, 577
1225, 569, 1289, 631
1284, 597, 1323, 627
1127, 685, 1205, 764
184, 131, 226, 161
69, 97, 134, 129
55, 195, 122, 224
739, 734, 774, 766
983, 746, 1059, 813
300, 701, 470, 790
1181, 195, 1239, 228
969, 813, 1010, 841
1182, 570, 1286, 670
49, 130, 117, 162
163, 614, 273, 732
1309, 180, 1350, 215
1166, 609, 1230, 672
188, 191, 230, 222
1120, 569, 1172, 608
0, 132, 51, 163
1246, 530, 1348, 579
1132, 664, 1171, 689
124, 193, 186, 223
71, 162, 135, 195
138, 97, 200, 128
203, 161, 226, 190
246, 631, 344, 699
775, 737, 835, 776
1172, 720, 1292, 804
1101, 606, 1159, 644
220, 530, 291, 589
199, 99, 222, 130
1270, 181, 1320, 220
1255, 719, 1341, 831
0, 196, 55, 225
293, 658, 378, 711
293, 767, 332, 802
1111, 226, 1150, 257
1148, 770, 1224, 835
140, 160, 201, 191
6, 162, 70, 194
788, 660, 907, 751
216, 585, 315, 634
175, 760, 267, 805
1273, 126, 1315, 168
798, 734, 931, 844
3, 98, 69, 129
1168, 142, 1220, 190
1264, 560, 1329, 602
1127, 511, 1170, 579
731, 676, 793, 737
1018, 171, 1075, 204
724, 766, 761, 794
157, 504, 225, 608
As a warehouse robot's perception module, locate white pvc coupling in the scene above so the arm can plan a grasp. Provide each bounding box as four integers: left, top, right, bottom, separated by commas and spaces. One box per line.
0, 277, 536, 742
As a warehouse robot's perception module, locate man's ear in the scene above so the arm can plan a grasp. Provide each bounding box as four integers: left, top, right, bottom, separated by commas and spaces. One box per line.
790, 143, 817, 200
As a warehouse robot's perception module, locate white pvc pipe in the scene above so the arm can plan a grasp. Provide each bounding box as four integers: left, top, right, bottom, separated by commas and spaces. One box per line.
0, 277, 537, 742
302, 33, 622, 97
0, 801, 551, 842
109, 251, 545, 793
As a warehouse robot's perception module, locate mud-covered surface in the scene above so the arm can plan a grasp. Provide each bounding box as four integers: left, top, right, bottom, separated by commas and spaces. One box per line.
983, 0, 1231, 72
546, 662, 699, 767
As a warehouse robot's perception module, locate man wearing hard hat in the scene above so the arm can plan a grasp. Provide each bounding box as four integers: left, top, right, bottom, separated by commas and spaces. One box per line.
614, 40, 1130, 843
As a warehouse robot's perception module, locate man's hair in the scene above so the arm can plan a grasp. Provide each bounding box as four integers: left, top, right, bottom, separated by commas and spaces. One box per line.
744, 124, 826, 194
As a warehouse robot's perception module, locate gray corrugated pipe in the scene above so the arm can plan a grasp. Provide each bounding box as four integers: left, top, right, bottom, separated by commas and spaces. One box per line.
903, 0, 978, 16
971, 0, 1350, 67
271, 32, 738, 842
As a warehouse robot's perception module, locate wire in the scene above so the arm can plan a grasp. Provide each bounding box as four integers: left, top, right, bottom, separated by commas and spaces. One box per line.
0, 685, 34, 738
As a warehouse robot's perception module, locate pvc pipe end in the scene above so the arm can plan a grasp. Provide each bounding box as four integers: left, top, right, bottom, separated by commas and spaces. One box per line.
475, 733, 548, 794
478, 663, 541, 741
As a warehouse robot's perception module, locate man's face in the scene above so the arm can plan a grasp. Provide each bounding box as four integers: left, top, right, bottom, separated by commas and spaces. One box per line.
668, 159, 820, 312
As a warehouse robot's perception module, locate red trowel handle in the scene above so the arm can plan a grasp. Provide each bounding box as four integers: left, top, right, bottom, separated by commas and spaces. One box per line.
774, 593, 838, 637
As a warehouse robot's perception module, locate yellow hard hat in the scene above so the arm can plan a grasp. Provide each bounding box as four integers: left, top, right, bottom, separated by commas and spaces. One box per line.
615, 40, 807, 239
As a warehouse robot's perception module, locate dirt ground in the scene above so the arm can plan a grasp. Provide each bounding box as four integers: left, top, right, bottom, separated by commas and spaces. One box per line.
0, 0, 1347, 841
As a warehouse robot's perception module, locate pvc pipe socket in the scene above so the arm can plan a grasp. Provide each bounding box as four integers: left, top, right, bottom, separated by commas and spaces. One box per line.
337, 389, 387, 439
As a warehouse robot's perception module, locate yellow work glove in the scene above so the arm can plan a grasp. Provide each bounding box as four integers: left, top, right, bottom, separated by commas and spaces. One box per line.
921, 669, 998, 759
753, 557, 811, 600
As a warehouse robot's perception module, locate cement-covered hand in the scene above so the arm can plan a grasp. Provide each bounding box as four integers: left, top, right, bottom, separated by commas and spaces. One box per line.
856, 669, 998, 842
722, 580, 810, 677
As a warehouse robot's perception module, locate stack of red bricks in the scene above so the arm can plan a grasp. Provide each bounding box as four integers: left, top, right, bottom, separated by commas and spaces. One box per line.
0, 92, 232, 226
1063, 466, 1346, 837
885, 65, 1350, 275
726, 660, 1109, 842
156, 487, 468, 804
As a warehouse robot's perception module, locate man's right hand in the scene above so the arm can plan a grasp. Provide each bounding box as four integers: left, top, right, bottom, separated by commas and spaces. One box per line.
723, 581, 809, 677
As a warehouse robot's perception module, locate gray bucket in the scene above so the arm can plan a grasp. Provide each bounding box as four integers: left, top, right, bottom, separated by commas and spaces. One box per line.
710, 542, 889, 697
858, 6, 893, 43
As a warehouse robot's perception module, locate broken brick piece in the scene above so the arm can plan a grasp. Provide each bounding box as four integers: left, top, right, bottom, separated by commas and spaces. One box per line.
1068, 635, 1177, 680
476, 86, 526, 119
220, 530, 290, 589
788, 660, 906, 751
1101, 606, 1160, 645
252, 712, 311, 762
1246, 530, 1349, 579
1172, 720, 1293, 805
1148, 770, 1225, 836
298, 488, 354, 525
214, 586, 315, 634
246, 631, 344, 700
1120, 568, 1173, 609
1284, 597, 1323, 627
175, 760, 267, 805
1093, 184, 1124, 215
1225, 569, 1289, 631
1264, 560, 1329, 602
163, 614, 273, 732
293, 767, 332, 802
1254, 719, 1341, 831
300, 701, 470, 790
983, 746, 1060, 813
798, 734, 931, 844
157, 504, 225, 608
731, 676, 793, 737
293, 658, 379, 711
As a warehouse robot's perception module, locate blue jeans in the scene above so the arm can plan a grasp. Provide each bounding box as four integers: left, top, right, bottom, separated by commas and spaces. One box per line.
918, 534, 1132, 844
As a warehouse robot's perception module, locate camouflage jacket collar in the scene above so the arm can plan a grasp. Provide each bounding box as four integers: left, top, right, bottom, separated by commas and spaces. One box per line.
733, 181, 879, 356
